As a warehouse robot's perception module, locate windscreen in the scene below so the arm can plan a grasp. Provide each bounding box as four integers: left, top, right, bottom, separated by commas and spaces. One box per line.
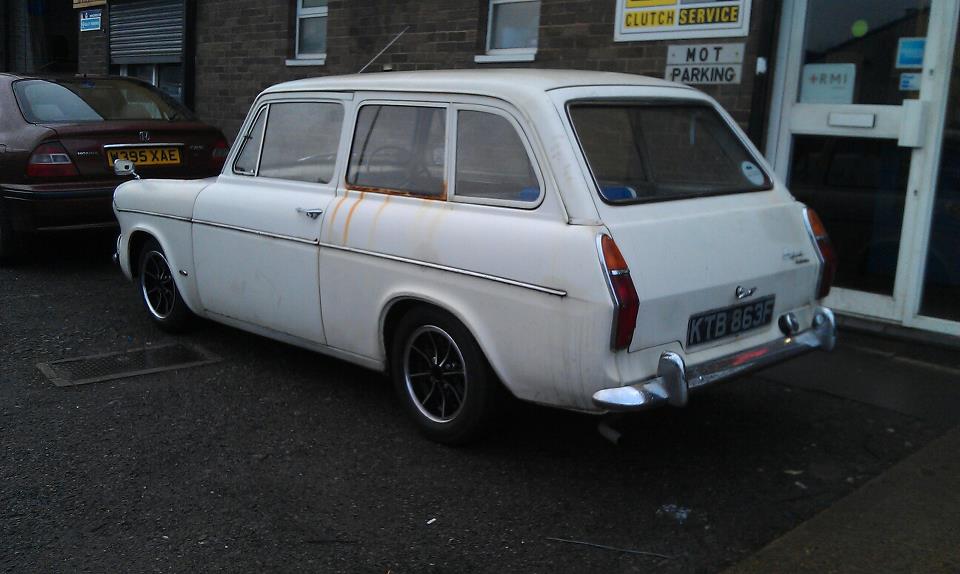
569, 102, 772, 204
13, 78, 193, 123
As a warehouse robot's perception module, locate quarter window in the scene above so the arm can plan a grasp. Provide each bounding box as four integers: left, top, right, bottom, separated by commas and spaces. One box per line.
295, 0, 328, 60
347, 105, 446, 197
233, 108, 266, 175
258, 102, 344, 183
455, 110, 540, 203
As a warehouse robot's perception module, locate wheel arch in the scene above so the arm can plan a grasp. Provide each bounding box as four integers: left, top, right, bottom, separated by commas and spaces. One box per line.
122, 221, 203, 316
379, 295, 512, 394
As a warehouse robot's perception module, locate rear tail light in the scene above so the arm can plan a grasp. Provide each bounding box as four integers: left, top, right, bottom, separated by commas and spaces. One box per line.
600, 234, 640, 351
804, 208, 837, 300
26, 142, 79, 178
211, 137, 229, 171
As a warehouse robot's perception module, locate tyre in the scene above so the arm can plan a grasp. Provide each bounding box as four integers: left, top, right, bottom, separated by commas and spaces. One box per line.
138, 238, 193, 332
390, 307, 501, 445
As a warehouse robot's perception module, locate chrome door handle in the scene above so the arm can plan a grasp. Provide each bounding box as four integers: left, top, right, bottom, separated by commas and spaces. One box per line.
296, 207, 323, 220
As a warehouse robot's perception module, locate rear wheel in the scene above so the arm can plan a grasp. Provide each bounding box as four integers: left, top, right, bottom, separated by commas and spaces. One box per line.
390, 307, 500, 445
138, 238, 193, 332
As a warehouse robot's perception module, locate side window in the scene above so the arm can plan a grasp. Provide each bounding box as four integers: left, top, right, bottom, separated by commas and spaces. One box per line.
233, 108, 266, 175
455, 110, 540, 203
258, 102, 344, 183
347, 105, 446, 197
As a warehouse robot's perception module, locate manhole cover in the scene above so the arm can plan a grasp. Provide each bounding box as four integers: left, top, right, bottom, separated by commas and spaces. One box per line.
37, 343, 221, 387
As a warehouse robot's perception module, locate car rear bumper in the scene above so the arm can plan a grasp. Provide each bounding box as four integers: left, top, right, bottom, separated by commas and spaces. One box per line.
0, 185, 117, 232
592, 307, 837, 411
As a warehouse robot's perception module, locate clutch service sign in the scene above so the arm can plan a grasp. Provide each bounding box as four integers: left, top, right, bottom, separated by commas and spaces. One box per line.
615, 0, 752, 42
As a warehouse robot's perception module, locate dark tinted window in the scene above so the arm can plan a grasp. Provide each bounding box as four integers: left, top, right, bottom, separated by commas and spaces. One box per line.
347, 105, 446, 197
569, 102, 771, 203
455, 110, 539, 203
257, 102, 343, 183
13, 78, 192, 123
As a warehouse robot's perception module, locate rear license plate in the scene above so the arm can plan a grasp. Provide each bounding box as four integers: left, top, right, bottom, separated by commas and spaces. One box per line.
687, 296, 776, 347
106, 147, 181, 167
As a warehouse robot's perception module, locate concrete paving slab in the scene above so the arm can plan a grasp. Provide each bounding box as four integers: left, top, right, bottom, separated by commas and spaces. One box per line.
724, 425, 960, 574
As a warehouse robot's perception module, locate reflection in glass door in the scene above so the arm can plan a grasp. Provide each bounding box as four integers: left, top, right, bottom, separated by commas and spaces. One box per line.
769, 0, 933, 321
919, 30, 960, 322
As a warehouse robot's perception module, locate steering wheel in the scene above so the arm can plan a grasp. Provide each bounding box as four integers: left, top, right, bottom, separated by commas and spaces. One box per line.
362, 145, 431, 190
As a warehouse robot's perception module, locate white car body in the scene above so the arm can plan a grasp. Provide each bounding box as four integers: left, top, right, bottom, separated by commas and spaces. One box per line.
114, 70, 836, 419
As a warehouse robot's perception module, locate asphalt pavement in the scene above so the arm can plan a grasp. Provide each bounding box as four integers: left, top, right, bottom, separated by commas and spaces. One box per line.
1, 232, 956, 573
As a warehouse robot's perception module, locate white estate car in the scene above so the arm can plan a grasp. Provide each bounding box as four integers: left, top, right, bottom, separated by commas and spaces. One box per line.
113, 70, 838, 443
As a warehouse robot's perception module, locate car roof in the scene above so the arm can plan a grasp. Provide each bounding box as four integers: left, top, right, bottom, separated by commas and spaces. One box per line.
263, 69, 689, 99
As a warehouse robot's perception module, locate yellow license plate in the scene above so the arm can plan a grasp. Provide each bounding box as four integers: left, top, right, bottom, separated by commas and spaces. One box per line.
106, 147, 181, 167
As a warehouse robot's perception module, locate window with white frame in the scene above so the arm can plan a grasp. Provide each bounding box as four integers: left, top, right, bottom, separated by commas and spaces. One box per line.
289, 0, 328, 66
476, 0, 541, 63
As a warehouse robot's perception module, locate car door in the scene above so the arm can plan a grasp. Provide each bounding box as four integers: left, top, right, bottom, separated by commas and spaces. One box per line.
192, 94, 350, 344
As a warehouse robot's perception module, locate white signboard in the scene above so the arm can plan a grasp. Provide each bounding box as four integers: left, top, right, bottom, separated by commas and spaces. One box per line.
800, 63, 856, 104
615, 0, 753, 42
665, 43, 744, 84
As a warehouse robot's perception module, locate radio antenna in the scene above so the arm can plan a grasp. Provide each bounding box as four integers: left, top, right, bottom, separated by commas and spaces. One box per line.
358, 26, 410, 73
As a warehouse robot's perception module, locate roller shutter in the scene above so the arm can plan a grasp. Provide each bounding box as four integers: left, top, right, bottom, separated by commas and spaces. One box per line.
110, 0, 185, 64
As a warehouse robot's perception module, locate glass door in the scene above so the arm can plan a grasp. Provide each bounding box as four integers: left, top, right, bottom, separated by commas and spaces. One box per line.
768, 0, 958, 332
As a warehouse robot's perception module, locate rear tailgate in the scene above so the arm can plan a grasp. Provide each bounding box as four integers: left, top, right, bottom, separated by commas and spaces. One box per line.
602, 192, 820, 352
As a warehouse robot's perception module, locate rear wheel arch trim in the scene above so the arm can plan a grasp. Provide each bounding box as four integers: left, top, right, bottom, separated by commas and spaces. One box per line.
379, 296, 507, 386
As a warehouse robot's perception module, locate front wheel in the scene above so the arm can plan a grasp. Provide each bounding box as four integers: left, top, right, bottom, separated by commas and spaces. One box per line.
390, 307, 501, 445
138, 238, 193, 332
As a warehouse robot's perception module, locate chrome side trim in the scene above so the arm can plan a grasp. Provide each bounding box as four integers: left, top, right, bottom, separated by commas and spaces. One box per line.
593, 306, 838, 411
192, 218, 320, 245
116, 208, 192, 223
115, 208, 565, 295
320, 242, 567, 297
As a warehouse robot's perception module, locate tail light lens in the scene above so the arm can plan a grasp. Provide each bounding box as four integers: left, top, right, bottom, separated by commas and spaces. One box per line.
600, 235, 640, 351
26, 142, 79, 178
804, 208, 837, 299
211, 137, 229, 171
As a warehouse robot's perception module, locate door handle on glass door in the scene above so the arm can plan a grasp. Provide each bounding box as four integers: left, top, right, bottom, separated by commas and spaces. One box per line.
296, 207, 323, 220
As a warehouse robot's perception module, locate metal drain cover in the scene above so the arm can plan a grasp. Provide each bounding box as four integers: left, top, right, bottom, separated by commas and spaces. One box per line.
37, 343, 220, 387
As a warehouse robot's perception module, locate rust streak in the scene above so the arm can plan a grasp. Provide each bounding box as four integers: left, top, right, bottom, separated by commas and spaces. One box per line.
344, 183, 446, 202
326, 190, 351, 241
342, 192, 366, 245
369, 194, 392, 244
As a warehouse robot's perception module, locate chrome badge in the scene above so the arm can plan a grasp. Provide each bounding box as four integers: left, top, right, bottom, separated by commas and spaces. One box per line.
139, 130, 151, 142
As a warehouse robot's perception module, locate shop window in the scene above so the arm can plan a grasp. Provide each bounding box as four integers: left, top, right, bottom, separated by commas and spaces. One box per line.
112, 63, 185, 102
475, 0, 541, 64
287, 0, 328, 66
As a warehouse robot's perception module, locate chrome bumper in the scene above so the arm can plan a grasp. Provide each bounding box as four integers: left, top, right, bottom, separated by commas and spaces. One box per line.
592, 307, 837, 411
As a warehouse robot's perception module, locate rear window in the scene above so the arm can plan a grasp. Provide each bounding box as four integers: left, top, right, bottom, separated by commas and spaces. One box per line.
569, 102, 772, 204
13, 78, 193, 123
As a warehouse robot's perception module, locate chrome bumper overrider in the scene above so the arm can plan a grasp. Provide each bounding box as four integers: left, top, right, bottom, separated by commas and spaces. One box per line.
592, 307, 837, 411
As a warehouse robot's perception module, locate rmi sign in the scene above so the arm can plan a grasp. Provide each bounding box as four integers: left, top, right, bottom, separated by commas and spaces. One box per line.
665, 43, 744, 85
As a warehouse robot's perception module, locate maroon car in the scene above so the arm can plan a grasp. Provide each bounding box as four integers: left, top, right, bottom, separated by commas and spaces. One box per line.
0, 73, 228, 261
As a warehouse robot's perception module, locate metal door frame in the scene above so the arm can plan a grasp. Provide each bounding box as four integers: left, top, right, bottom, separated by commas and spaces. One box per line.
765, 0, 959, 336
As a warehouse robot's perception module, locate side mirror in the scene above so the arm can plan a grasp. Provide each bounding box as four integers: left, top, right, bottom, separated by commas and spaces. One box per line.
113, 158, 140, 179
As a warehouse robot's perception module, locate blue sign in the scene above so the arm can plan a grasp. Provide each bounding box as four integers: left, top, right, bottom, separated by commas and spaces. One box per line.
80, 9, 101, 32
899, 73, 921, 92
896, 37, 925, 69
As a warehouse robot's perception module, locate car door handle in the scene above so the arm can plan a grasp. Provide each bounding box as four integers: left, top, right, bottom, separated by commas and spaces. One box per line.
296, 207, 324, 220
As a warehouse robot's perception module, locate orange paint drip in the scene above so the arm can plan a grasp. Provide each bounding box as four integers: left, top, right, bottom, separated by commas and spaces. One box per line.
342, 191, 366, 245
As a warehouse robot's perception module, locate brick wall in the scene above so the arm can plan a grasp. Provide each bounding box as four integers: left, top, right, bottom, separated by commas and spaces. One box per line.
78, 5, 110, 75
136, 0, 773, 142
